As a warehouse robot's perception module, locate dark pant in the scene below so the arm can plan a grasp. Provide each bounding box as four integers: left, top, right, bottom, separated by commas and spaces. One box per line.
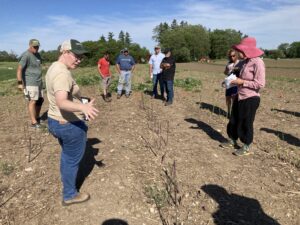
237, 97, 260, 145
227, 96, 239, 140
152, 73, 164, 97
163, 80, 174, 103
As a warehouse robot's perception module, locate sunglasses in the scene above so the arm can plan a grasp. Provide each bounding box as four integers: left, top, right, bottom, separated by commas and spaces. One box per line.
69, 51, 84, 61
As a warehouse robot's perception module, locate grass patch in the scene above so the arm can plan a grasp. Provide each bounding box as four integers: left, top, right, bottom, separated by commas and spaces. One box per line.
144, 185, 168, 209
174, 77, 202, 91
0, 162, 14, 176
76, 74, 101, 86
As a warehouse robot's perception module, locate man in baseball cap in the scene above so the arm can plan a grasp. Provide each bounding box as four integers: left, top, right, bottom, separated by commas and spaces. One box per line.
17, 38, 44, 128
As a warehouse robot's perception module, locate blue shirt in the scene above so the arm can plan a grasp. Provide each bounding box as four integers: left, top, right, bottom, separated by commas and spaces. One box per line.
117, 54, 135, 71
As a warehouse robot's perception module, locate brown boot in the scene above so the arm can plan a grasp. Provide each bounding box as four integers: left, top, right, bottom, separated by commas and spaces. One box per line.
62, 192, 90, 206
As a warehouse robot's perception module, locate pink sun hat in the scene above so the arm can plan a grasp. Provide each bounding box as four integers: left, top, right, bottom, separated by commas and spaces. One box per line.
233, 37, 264, 58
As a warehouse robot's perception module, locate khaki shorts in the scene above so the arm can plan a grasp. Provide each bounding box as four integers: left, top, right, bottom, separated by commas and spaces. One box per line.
101, 76, 112, 90
24, 86, 43, 101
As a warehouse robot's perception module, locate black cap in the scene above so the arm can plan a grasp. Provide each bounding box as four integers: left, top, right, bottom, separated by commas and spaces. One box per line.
163, 48, 171, 54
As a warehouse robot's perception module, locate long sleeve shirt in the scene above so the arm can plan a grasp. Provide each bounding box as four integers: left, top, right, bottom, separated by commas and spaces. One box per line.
238, 57, 265, 101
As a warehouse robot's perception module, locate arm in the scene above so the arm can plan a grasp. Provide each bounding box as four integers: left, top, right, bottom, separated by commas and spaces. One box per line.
115, 63, 121, 74
16, 64, 23, 90
231, 60, 265, 89
55, 90, 99, 120
131, 64, 135, 73
97, 63, 104, 78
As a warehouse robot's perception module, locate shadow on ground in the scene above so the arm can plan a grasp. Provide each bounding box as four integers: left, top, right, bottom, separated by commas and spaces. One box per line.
197, 102, 227, 117
271, 108, 300, 117
185, 118, 227, 143
76, 138, 105, 190
202, 184, 281, 225
101, 218, 129, 225
260, 128, 300, 147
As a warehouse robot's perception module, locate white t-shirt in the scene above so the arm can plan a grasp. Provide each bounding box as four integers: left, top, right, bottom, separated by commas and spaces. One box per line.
148, 52, 165, 75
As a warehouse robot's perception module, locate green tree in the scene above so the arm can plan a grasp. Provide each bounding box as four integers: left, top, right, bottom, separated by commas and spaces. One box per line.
171, 19, 178, 30
277, 43, 289, 57
287, 41, 300, 58
125, 32, 131, 46
108, 32, 114, 41
152, 22, 169, 43
156, 21, 210, 62
118, 30, 125, 44
210, 29, 243, 59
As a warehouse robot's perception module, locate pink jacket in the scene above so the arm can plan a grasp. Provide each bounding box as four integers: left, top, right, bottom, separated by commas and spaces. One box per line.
238, 57, 265, 101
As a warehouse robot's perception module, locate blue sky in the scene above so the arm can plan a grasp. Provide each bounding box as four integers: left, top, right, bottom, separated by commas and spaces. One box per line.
0, 0, 299, 55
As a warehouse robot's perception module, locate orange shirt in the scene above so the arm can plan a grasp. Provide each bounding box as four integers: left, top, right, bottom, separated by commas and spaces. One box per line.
97, 57, 111, 77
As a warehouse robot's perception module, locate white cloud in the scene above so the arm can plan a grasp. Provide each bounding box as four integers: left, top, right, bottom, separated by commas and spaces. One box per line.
1, 0, 299, 55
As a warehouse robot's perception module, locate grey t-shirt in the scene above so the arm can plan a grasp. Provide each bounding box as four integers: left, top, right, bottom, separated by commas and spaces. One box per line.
19, 50, 42, 86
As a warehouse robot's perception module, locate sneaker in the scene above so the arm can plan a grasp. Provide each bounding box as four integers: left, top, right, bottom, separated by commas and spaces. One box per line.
117, 94, 121, 99
164, 101, 173, 106
62, 192, 90, 206
220, 139, 239, 149
125, 94, 130, 98
233, 144, 251, 156
104, 95, 111, 102
30, 123, 46, 129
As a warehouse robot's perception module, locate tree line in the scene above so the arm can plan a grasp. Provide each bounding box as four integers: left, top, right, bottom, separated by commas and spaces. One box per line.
1, 20, 300, 63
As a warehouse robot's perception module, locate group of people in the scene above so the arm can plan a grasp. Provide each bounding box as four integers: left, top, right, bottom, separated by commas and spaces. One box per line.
96, 45, 176, 106
221, 37, 265, 156
149, 46, 176, 106
16, 36, 265, 206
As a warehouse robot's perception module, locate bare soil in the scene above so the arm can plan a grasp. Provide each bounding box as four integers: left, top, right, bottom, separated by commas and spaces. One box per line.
0, 62, 299, 225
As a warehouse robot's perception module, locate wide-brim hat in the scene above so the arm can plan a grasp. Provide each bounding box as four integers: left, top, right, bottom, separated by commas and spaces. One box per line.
60, 39, 88, 55
233, 37, 264, 58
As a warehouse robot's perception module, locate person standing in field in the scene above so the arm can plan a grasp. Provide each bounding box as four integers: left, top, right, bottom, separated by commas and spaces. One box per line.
115, 48, 135, 99
97, 51, 112, 102
160, 48, 176, 106
149, 45, 165, 99
46, 39, 98, 206
17, 39, 44, 128
223, 49, 243, 118
229, 37, 265, 156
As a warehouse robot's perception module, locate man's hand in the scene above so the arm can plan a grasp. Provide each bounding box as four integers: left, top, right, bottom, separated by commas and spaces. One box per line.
82, 98, 99, 121
17, 84, 23, 91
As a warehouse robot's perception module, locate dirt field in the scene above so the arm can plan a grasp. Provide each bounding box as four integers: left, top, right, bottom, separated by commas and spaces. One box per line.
0, 61, 299, 225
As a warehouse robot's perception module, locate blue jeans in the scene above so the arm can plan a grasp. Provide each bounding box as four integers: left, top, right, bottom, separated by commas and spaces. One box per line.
163, 80, 174, 103
117, 71, 132, 95
48, 118, 88, 201
152, 73, 164, 97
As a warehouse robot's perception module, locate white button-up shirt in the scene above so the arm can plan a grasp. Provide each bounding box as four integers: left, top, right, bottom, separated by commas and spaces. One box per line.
148, 52, 165, 75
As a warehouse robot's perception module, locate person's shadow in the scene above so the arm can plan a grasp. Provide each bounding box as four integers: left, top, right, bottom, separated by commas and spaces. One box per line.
271, 108, 300, 117
260, 128, 300, 147
101, 218, 128, 225
201, 184, 281, 225
76, 138, 105, 190
185, 118, 227, 143
197, 102, 228, 117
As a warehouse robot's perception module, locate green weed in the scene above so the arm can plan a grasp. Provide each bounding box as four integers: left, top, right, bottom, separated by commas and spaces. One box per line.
76, 74, 101, 86
144, 185, 168, 209
174, 77, 202, 91
0, 162, 14, 176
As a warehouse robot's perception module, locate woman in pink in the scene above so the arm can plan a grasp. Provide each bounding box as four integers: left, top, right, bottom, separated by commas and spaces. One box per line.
230, 37, 265, 156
